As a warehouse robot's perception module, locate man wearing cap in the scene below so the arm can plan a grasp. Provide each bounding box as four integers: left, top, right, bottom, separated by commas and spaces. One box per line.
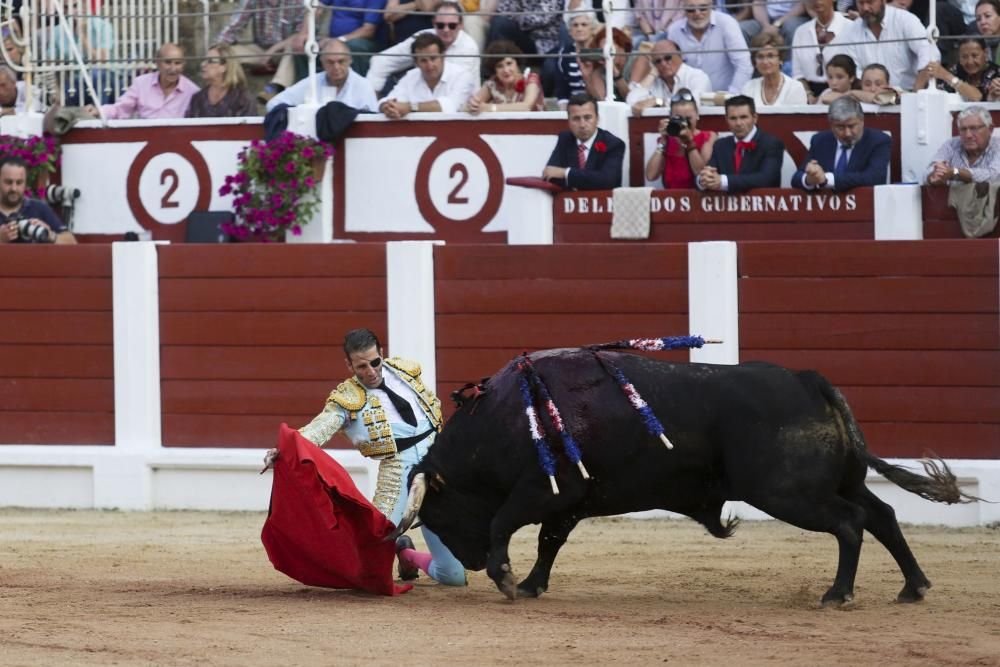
792, 96, 891, 191
626, 39, 712, 116
263, 327, 466, 586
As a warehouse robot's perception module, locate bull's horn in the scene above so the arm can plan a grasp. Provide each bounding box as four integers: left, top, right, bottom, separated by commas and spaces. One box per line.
384, 473, 427, 542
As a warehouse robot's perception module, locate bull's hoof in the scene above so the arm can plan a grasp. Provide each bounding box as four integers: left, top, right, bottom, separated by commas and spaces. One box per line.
516, 582, 546, 598
495, 563, 518, 601
820, 589, 854, 608
897, 581, 930, 603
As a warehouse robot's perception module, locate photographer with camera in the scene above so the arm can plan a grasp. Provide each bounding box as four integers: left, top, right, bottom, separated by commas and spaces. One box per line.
0, 157, 76, 245
644, 89, 717, 189
626, 40, 711, 117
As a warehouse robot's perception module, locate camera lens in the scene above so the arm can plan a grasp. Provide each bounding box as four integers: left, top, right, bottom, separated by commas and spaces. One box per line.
17, 219, 51, 243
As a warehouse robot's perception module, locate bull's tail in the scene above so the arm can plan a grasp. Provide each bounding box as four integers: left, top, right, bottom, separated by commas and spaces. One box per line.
863, 452, 980, 505
818, 374, 981, 506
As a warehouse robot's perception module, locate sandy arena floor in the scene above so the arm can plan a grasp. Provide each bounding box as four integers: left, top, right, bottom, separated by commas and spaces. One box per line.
1, 509, 998, 666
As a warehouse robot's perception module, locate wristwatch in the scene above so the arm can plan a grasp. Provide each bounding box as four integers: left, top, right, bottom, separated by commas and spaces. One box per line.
951, 167, 960, 180
950, 76, 960, 88
654, 97, 664, 107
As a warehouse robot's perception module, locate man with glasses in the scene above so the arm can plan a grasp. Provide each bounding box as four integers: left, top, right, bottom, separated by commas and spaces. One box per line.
697, 94, 784, 192
925, 106, 1000, 185
791, 0, 850, 99
266, 38, 378, 112
263, 327, 467, 587
626, 39, 712, 116
666, 0, 754, 93
792, 96, 890, 191
86, 43, 197, 119
367, 1, 480, 97
378, 32, 477, 117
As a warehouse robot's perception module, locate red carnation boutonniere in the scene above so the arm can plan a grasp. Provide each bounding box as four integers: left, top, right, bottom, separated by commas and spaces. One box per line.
594, 141, 607, 153
515, 78, 526, 93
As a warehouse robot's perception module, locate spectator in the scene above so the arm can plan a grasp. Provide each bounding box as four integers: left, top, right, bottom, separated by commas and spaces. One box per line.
0, 65, 41, 115
186, 44, 256, 118
741, 0, 810, 47
464, 40, 543, 113
913, 37, 1000, 101
267, 38, 378, 111
626, 39, 712, 115
816, 53, 858, 103
667, 0, 754, 93
488, 0, 563, 58
3, 24, 23, 72
645, 88, 717, 188
826, 0, 939, 90
633, 0, 685, 50
43, 0, 114, 105
742, 32, 809, 106
542, 92, 626, 190
546, 11, 595, 108
975, 0, 1000, 64
925, 105, 1000, 184
367, 2, 480, 97
378, 32, 477, 117
847, 62, 902, 102
213, 0, 308, 105
792, 0, 851, 99
792, 95, 891, 190
383, 0, 438, 45
697, 94, 784, 192
582, 27, 651, 104
86, 43, 197, 120
319, 0, 386, 76
0, 156, 76, 245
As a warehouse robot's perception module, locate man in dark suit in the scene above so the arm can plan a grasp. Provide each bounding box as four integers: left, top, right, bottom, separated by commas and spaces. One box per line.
543, 92, 626, 190
792, 96, 891, 192
697, 94, 784, 193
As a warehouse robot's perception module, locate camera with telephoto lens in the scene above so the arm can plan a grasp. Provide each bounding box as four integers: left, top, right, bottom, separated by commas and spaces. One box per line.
44, 184, 81, 206
15, 218, 52, 243
665, 115, 690, 137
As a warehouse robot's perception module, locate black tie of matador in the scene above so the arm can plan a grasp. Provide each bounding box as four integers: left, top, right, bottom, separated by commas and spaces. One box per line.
378, 380, 417, 427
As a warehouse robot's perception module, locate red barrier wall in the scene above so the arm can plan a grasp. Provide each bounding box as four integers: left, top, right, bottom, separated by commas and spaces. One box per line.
0, 246, 114, 444
923, 186, 1000, 239
158, 244, 388, 448
433, 244, 691, 417
737, 240, 1000, 458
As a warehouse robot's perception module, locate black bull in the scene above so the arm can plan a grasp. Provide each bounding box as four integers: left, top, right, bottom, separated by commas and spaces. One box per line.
390, 349, 974, 605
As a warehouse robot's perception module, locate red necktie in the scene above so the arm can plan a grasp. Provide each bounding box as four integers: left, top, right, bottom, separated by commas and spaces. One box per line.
577, 143, 587, 169
734, 140, 756, 173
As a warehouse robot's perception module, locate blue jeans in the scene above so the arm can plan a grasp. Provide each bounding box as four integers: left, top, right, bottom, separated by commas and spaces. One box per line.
388, 438, 467, 586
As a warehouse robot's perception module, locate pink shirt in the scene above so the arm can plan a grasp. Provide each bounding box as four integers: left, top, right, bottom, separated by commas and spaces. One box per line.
100, 72, 199, 120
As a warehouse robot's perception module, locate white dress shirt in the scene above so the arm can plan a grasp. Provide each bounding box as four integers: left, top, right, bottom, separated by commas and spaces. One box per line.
266, 68, 378, 112
625, 62, 713, 106
377, 61, 477, 114
366, 29, 480, 94
826, 5, 939, 90
790, 12, 851, 85
666, 11, 754, 93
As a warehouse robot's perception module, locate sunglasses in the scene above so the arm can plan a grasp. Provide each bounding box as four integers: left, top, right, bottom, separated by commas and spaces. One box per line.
684, 5, 711, 13
671, 91, 695, 103
202, 57, 226, 65
434, 21, 459, 30
652, 54, 678, 65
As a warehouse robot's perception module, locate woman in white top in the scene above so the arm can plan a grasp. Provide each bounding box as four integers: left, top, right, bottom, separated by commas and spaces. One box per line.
741, 31, 808, 106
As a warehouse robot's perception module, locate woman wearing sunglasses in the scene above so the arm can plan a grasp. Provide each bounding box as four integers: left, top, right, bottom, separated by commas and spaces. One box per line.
187, 44, 256, 118
645, 88, 717, 188
465, 40, 544, 113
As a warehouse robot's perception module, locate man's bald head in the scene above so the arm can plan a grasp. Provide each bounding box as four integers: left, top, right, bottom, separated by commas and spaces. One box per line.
319, 38, 353, 87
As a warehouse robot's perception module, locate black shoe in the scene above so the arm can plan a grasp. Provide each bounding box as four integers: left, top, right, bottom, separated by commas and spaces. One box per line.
395, 535, 419, 581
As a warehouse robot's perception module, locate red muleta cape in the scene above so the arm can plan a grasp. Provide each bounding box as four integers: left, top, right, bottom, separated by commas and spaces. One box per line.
261, 424, 412, 595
